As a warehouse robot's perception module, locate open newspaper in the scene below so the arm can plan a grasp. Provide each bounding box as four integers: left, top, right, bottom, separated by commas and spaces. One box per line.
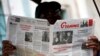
7, 16, 94, 56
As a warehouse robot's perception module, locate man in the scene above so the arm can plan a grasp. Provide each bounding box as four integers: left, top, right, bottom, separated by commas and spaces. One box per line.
34, 1, 100, 56
2, 1, 100, 56
35, 1, 61, 24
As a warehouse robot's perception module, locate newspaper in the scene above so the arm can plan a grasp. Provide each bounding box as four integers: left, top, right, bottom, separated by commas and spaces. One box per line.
7, 16, 94, 56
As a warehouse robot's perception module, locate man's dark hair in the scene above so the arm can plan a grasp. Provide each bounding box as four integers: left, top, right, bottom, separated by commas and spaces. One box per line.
35, 1, 61, 18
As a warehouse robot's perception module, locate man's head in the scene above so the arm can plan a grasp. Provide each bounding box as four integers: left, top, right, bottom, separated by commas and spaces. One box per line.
35, 1, 62, 24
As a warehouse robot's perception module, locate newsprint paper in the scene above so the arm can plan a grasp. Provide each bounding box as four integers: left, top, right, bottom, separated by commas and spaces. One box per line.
7, 16, 94, 56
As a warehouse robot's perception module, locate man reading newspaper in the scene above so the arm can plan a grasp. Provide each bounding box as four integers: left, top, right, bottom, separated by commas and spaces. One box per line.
2, 0, 100, 56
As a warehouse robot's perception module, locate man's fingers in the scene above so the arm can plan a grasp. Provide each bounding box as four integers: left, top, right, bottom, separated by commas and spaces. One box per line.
87, 46, 98, 50
86, 41, 99, 50
88, 36, 98, 41
88, 36, 99, 43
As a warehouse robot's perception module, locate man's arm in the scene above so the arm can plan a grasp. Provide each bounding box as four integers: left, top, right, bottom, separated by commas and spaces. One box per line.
97, 42, 100, 56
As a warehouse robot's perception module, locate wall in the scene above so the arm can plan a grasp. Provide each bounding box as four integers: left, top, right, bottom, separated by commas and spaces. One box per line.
85, 0, 100, 40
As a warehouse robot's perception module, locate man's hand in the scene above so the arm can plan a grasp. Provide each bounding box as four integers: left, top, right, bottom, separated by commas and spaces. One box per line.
86, 36, 100, 56
2, 40, 16, 56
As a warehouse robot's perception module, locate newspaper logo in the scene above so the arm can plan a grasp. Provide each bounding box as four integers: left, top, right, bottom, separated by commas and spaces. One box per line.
61, 22, 79, 28
61, 19, 93, 28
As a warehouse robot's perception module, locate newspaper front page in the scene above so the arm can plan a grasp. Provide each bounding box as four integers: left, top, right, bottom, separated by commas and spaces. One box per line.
7, 16, 94, 56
